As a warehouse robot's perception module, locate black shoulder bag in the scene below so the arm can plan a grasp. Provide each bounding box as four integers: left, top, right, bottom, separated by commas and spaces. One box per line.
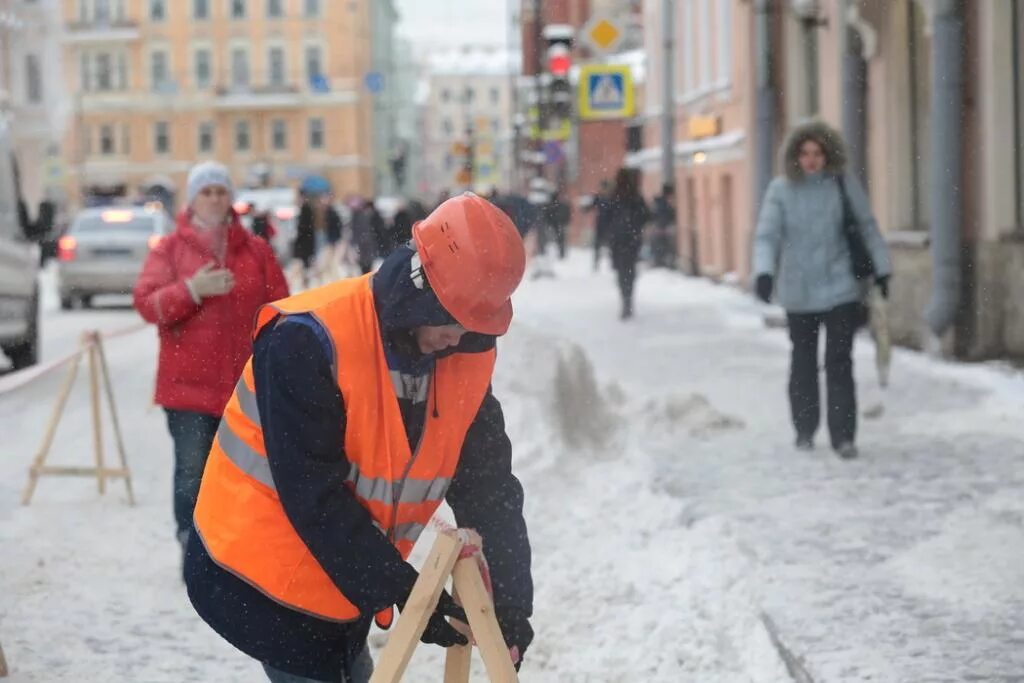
837, 176, 875, 280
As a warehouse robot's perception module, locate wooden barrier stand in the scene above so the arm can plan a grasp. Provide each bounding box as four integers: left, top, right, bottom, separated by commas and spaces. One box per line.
371, 530, 519, 683
21, 330, 135, 506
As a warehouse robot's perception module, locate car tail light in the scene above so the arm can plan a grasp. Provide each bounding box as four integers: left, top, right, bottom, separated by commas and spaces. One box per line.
57, 236, 77, 262
276, 207, 296, 220
148, 234, 163, 249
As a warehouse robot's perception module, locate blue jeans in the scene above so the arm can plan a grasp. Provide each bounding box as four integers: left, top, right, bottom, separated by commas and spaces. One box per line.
164, 409, 220, 546
262, 646, 373, 683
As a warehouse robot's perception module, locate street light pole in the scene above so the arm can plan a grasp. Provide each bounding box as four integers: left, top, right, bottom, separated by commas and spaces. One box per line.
660, 0, 675, 192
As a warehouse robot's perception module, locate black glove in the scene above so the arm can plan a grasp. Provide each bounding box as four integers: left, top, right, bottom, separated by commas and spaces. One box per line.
876, 275, 890, 299
755, 274, 774, 303
495, 606, 534, 671
418, 590, 469, 648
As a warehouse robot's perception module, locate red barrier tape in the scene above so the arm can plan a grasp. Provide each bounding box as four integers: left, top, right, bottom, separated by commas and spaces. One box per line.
0, 322, 150, 396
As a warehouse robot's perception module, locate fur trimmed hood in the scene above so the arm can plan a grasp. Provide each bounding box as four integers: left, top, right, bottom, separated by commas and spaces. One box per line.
780, 119, 848, 181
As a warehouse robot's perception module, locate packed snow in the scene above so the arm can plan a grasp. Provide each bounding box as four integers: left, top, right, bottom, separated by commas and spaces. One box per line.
2, 254, 1023, 681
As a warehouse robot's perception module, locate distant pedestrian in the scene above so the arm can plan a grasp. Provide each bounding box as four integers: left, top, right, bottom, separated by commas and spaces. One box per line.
587, 180, 614, 271
608, 168, 650, 320
133, 161, 289, 574
545, 191, 571, 260
294, 193, 343, 271
753, 120, 892, 459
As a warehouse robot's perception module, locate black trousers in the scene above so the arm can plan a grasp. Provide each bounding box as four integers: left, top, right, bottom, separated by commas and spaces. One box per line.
786, 302, 860, 447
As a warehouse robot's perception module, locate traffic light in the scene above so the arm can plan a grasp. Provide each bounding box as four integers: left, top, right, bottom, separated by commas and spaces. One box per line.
543, 24, 574, 121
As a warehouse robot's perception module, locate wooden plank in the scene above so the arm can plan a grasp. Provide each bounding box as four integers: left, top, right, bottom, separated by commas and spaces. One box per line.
452, 557, 519, 683
34, 467, 129, 478
96, 339, 135, 505
0, 640, 7, 677
370, 533, 464, 683
443, 584, 473, 683
21, 351, 83, 505
86, 343, 106, 495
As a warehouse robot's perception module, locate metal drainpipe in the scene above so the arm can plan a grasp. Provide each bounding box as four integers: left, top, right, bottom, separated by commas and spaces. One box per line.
841, 2, 869, 187
924, 0, 965, 337
753, 0, 776, 218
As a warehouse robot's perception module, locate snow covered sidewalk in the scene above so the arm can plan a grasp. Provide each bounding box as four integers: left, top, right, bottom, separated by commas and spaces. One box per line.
2, 252, 1023, 681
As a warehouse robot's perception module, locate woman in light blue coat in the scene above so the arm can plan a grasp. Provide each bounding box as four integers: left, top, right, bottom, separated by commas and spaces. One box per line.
753, 120, 891, 459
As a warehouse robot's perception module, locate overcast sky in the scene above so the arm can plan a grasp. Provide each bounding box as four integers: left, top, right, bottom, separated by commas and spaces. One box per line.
394, 0, 515, 51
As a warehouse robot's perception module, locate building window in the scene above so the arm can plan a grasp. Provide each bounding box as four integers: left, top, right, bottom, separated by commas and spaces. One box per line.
463, 87, 475, 104
25, 54, 42, 104
193, 0, 209, 19
492, 118, 500, 133
235, 120, 251, 151
150, 0, 166, 21
699, 0, 712, 89
681, 0, 694, 95
116, 52, 127, 90
271, 119, 287, 151
305, 45, 323, 84
268, 46, 286, 87
231, 47, 250, 88
154, 121, 170, 155
442, 118, 453, 136
267, 0, 283, 18
100, 125, 115, 156
151, 50, 169, 91
441, 88, 451, 103
95, 0, 111, 22
716, 0, 732, 86
304, 0, 320, 18
490, 87, 500, 105
95, 52, 113, 91
230, 0, 246, 19
309, 118, 324, 150
194, 48, 211, 89
198, 122, 215, 153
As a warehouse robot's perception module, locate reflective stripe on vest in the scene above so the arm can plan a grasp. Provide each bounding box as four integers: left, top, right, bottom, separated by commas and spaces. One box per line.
193, 275, 496, 623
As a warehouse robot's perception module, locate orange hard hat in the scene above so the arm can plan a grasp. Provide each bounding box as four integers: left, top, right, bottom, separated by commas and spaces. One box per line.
412, 192, 525, 335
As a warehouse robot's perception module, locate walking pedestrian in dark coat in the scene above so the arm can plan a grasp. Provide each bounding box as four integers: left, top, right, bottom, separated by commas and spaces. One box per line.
608, 168, 650, 320
293, 194, 343, 268
753, 120, 892, 459
588, 180, 614, 271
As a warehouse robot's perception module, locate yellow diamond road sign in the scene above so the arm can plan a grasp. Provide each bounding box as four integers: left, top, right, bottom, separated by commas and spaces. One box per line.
583, 16, 623, 54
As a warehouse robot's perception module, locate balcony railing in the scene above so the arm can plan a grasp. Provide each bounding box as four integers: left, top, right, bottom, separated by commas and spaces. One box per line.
64, 20, 140, 43
213, 83, 305, 110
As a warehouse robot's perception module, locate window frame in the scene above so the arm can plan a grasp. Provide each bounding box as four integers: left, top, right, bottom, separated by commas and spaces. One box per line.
198, 121, 215, 154
308, 117, 325, 150
154, 121, 171, 155
267, 44, 287, 88
149, 0, 166, 22
25, 54, 42, 104
271, 119, 288, 151
235, 120, 252, 152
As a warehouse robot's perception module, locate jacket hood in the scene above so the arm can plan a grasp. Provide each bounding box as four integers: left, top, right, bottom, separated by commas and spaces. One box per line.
371, 244, 496, 371
781, 119, 847, 181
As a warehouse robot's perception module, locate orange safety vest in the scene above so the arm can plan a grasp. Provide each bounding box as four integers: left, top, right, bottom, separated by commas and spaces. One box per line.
193, 274, 495, 623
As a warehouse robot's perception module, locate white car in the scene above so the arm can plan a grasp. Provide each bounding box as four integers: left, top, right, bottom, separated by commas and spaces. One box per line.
57, 205, 171, 309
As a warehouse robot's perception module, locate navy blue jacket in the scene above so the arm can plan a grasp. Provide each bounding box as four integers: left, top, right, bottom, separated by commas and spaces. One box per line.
186, 247, 532, 681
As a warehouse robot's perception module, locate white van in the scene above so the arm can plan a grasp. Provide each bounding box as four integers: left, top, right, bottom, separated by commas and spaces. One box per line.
0, 119, 42, 370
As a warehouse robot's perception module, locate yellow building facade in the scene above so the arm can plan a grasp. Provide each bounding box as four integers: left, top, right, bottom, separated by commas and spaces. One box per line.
62, 0, 374, 209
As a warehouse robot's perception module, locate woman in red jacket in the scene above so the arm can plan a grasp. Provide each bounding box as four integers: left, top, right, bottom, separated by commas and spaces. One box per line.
133, 162, 289, 571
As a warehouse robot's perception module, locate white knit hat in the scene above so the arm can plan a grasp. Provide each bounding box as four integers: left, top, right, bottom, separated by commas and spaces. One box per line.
186, 161, 234, 205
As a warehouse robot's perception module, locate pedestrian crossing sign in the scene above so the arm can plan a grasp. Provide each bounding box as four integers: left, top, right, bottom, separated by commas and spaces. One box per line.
578, 64, 635, 121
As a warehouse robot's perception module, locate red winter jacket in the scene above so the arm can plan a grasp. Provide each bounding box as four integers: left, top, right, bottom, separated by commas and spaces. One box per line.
133, 210, 290, 416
